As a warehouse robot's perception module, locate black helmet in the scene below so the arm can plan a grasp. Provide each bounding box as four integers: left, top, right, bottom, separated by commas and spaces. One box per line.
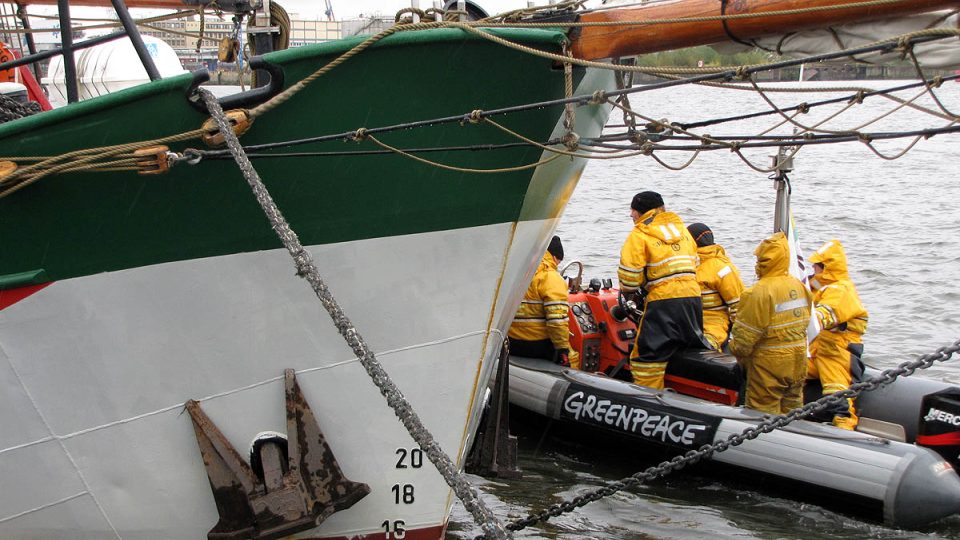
687, 223, 714, 247
547, 235, 564, 261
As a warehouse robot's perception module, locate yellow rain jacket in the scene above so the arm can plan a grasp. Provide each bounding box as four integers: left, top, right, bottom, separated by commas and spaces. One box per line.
509, 252, 580, 369
730, 232, 812, 414
695, 244, 745, 350
618, 209, 701, 303
807, 239, 868, 430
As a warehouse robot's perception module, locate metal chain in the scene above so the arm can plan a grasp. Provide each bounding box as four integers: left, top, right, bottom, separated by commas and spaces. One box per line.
482, 338, 960, 537
198, 88, 511, 540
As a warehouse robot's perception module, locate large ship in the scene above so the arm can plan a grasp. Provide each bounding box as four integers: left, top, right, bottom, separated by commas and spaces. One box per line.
0, 0, 957, 538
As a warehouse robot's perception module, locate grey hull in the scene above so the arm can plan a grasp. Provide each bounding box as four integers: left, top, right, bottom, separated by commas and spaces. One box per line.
508, 357, 960, 529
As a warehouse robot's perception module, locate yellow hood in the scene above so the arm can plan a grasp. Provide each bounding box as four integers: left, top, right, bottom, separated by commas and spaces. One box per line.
809, 239, 849, 284
635, 209, 688, 245
538, 251, 558, 273
697, 243, 728, 261
754, 232, 790, 279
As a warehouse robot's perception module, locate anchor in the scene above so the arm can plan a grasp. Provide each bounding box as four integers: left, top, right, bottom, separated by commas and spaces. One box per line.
186, 369, 370, 540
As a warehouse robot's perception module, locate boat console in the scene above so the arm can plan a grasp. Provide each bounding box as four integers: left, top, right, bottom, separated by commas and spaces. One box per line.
565, 276, 742, 405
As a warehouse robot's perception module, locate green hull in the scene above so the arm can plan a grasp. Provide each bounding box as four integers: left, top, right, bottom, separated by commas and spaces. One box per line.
0, 28, 581, 282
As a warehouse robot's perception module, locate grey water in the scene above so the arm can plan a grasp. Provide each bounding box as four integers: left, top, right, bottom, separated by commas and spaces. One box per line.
449, 80, 960, 539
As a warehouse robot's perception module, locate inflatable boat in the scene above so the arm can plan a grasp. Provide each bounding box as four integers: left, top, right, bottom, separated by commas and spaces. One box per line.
507, 277, 960, 528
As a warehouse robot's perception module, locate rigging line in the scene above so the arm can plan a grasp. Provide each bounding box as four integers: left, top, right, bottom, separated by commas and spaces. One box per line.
648, 150, 702, 171
863, 119, 958, 160
483, 117, 655, 160
846, 85, 939, 131
747, 78, 867, 136
675, 74, 960, 130
638, 123, 960, 150
607, 98, 738, 150
732, 144, 803, 174
907, 48, 959, 118
194, 141, 544, 160
362, 132, 565, 173
744, 74, 954, 136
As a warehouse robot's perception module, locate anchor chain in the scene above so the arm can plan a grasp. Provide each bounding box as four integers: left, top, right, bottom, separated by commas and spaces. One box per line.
198, 88, 510, 540
480, 338, 960, 537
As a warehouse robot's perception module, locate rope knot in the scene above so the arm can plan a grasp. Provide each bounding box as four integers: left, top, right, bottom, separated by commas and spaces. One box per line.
734, 66, 749, 80
465, 109, 484, 124
848, 91, 865, 105
629, 130, 648, 146
639, 142, 655, 156
562, 131, 580, 151
856, 132, 872, 143
352, 128, 368, 142
589, 90, 607, 105
931, 75, 944, 88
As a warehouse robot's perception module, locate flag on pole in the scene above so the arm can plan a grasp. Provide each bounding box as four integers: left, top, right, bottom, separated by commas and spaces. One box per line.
786, 213, 821, 342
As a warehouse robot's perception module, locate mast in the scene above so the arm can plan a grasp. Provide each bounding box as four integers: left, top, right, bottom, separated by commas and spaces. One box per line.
771, 146, 793, 234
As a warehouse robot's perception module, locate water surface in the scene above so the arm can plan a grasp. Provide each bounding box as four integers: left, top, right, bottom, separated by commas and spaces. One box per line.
450, 80, 960, 539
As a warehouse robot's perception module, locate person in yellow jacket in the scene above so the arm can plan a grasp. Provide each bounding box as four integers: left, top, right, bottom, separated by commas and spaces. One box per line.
618, 191, 708, 389
508, 236, 580, 369
729, 232, 812, 414
807, 239, 869, 430
687, 223, 745, 351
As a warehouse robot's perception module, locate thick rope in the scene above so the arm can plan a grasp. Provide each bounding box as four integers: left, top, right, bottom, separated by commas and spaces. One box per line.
198, 88, 510, 540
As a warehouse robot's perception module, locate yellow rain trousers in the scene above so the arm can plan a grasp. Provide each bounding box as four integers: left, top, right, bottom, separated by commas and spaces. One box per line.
509, 252, 580, 369
730, 232, 812, 414
694, 244, 745, 350
807, 239, 868, 430
618, 209, 705, 389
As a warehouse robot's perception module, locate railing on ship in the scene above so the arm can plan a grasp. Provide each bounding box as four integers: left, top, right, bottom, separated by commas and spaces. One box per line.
0, 0, 161, 104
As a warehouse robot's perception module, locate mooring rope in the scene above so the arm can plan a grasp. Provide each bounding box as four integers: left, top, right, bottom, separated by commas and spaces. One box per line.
198, 88, 510, 540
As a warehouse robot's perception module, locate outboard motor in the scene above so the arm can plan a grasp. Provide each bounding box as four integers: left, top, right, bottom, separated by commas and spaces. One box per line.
917, 388, 960, 470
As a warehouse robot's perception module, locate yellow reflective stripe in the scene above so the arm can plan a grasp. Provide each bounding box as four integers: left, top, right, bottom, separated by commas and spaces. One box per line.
775, 298, 808, 312
756, 341, 807, 349
733, 317, 762, 332
646, 272, 696, 287
629, 361, 668, 373
646, 255, 697, 268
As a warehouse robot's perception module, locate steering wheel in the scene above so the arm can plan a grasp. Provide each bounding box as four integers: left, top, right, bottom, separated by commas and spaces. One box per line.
614, 289, 643, 324
559, 261, 584, 292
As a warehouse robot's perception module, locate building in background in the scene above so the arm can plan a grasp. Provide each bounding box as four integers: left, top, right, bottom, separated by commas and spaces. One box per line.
140, 14, 341, 71
341, 16, 395, 38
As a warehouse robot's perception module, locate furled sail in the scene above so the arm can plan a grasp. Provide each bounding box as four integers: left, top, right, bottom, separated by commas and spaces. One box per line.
712, 10, 960, 69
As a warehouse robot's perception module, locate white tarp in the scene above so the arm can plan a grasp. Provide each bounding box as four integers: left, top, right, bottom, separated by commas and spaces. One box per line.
714, 11, 960, 70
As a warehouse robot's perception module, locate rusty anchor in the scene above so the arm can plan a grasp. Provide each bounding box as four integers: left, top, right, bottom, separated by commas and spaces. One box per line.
186, 369, 370, 540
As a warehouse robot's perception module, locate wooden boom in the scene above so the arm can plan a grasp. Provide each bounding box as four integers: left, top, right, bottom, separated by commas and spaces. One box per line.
571, 0, 960, 60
